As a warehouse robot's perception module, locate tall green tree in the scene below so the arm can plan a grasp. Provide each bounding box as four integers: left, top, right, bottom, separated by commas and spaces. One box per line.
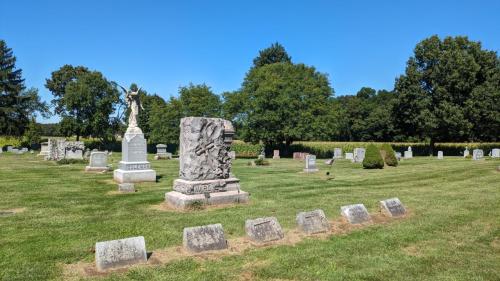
0, 40, 49, 136
179, 83, 221, 117
46, 66, 121, 141
252, 42, 292, 68
393, 35, 500, 146
240, 62, 333, 146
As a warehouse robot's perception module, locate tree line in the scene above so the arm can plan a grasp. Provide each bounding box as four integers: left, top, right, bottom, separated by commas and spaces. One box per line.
1, 36, 499, 149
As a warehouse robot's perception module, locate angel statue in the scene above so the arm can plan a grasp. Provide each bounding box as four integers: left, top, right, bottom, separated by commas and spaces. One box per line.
119, 85, 144, 133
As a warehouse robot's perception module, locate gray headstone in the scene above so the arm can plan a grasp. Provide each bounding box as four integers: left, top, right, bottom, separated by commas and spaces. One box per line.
472, 149, 484, 160
437, 151, 443, 159
296, 209, 330, 234
118, 183, 135, 192
156, 144, 167, 154
340, 204, 371, 224
122, 134, 148, 163
89, 152, 108, 167
345, 152, 354, 160
183, 223, 227, 253
408, 146, 412, 152
6, 146, 13, 152
379, 198, 406, 217
304, 154, 318, 172
245, 217, 284, 243
95, 236, 147, 271
491, 148, 499, 158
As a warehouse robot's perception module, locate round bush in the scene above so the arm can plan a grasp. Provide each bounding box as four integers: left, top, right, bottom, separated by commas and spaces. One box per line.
362, 144, 384, 169
380, 143, 398, 166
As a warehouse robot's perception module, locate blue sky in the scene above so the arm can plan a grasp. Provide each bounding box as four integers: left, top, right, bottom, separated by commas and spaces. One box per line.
1, 0, 499, 123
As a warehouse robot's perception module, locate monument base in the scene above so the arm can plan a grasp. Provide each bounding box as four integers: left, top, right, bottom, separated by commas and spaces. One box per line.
303, 168, 319, 173
113, 169, 156, 183
85, 166, 110, 172
165, 190, 250, 209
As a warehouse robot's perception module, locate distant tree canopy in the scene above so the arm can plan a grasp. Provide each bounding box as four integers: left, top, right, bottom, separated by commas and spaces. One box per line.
252, 42, 292, 68
45, 65, 121, 141
393, 35, 500, 144
3, 38, 499, 148
0, 40, 49, 136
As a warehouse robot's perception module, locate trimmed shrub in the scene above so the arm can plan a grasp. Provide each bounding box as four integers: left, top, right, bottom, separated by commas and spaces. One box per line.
363, 144, 384, 169
380, 143, 398, 166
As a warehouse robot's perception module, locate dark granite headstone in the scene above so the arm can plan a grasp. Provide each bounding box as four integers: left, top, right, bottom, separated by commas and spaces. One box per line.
379, 198, 406, 217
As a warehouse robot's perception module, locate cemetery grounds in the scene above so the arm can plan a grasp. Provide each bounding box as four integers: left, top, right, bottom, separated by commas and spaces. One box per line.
0, 153, 499, 281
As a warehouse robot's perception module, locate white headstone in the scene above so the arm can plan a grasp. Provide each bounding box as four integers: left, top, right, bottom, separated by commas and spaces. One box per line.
437, 151, 443, 159
491, 148, 500, 158
345, 153, 354, 160
304, 154, 318, 172
353, 148, 366, 163
85, 152, 109, 172
472, 149, 484, 160
333, 148, 343, 159
404, 150, 413, 159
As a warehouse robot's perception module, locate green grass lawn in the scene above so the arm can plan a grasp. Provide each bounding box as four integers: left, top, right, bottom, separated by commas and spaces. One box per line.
0, 153, 499, 281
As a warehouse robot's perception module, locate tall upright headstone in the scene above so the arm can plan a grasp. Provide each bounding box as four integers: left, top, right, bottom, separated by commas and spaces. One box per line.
437, 151, 443, 159
273, 150, 280, 159
404, 146, 413, 159
333, 148, 343, 159
472, 149, 484, 160
304, 154, 318, 172
165, 117, 249, 209
113, 87, 156, 183
154, 144, 171, 160
491, 148, 500, 158
353, 148, 366, 163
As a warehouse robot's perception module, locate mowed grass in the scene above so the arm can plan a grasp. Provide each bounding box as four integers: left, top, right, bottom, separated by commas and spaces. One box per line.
0, 153, 499, 281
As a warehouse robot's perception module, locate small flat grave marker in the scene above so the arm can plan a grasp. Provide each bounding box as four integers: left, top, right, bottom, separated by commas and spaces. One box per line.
118, 183, 135, 192
245, 217, 284, 243
296, 209, 330, 234
183, 223, 227, 253
95, 236, 147, 271
340, 204, 371, 224
379, 198, 406, 217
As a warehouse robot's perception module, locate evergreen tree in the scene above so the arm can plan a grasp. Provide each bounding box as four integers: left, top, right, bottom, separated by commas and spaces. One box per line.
252, 42, 292, 68
0, 40, 49, 136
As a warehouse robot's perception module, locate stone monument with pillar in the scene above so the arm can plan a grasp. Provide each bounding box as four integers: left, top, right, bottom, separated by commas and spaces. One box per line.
113, 87, 156, 183
165, 117, 249, 209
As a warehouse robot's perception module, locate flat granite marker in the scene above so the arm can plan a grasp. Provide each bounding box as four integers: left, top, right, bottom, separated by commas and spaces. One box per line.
95, 236, 147, 271
379, 198, 406, 217
296, 209, 330, 234
245, 217, 284, 243
340, 204, 371, 224
183, 223, 227, 253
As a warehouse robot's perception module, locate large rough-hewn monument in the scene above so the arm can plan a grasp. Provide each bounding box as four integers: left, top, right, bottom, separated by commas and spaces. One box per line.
165, 117, 249, 209
113, 87, 156, 183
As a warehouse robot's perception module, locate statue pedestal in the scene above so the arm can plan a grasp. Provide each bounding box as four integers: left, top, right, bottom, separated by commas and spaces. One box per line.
113, 132, 156, 183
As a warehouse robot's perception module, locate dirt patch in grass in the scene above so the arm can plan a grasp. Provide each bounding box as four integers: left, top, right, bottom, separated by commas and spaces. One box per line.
63, 210, 410, 279
0, 208, 26, 217
491, 237, 500, 249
